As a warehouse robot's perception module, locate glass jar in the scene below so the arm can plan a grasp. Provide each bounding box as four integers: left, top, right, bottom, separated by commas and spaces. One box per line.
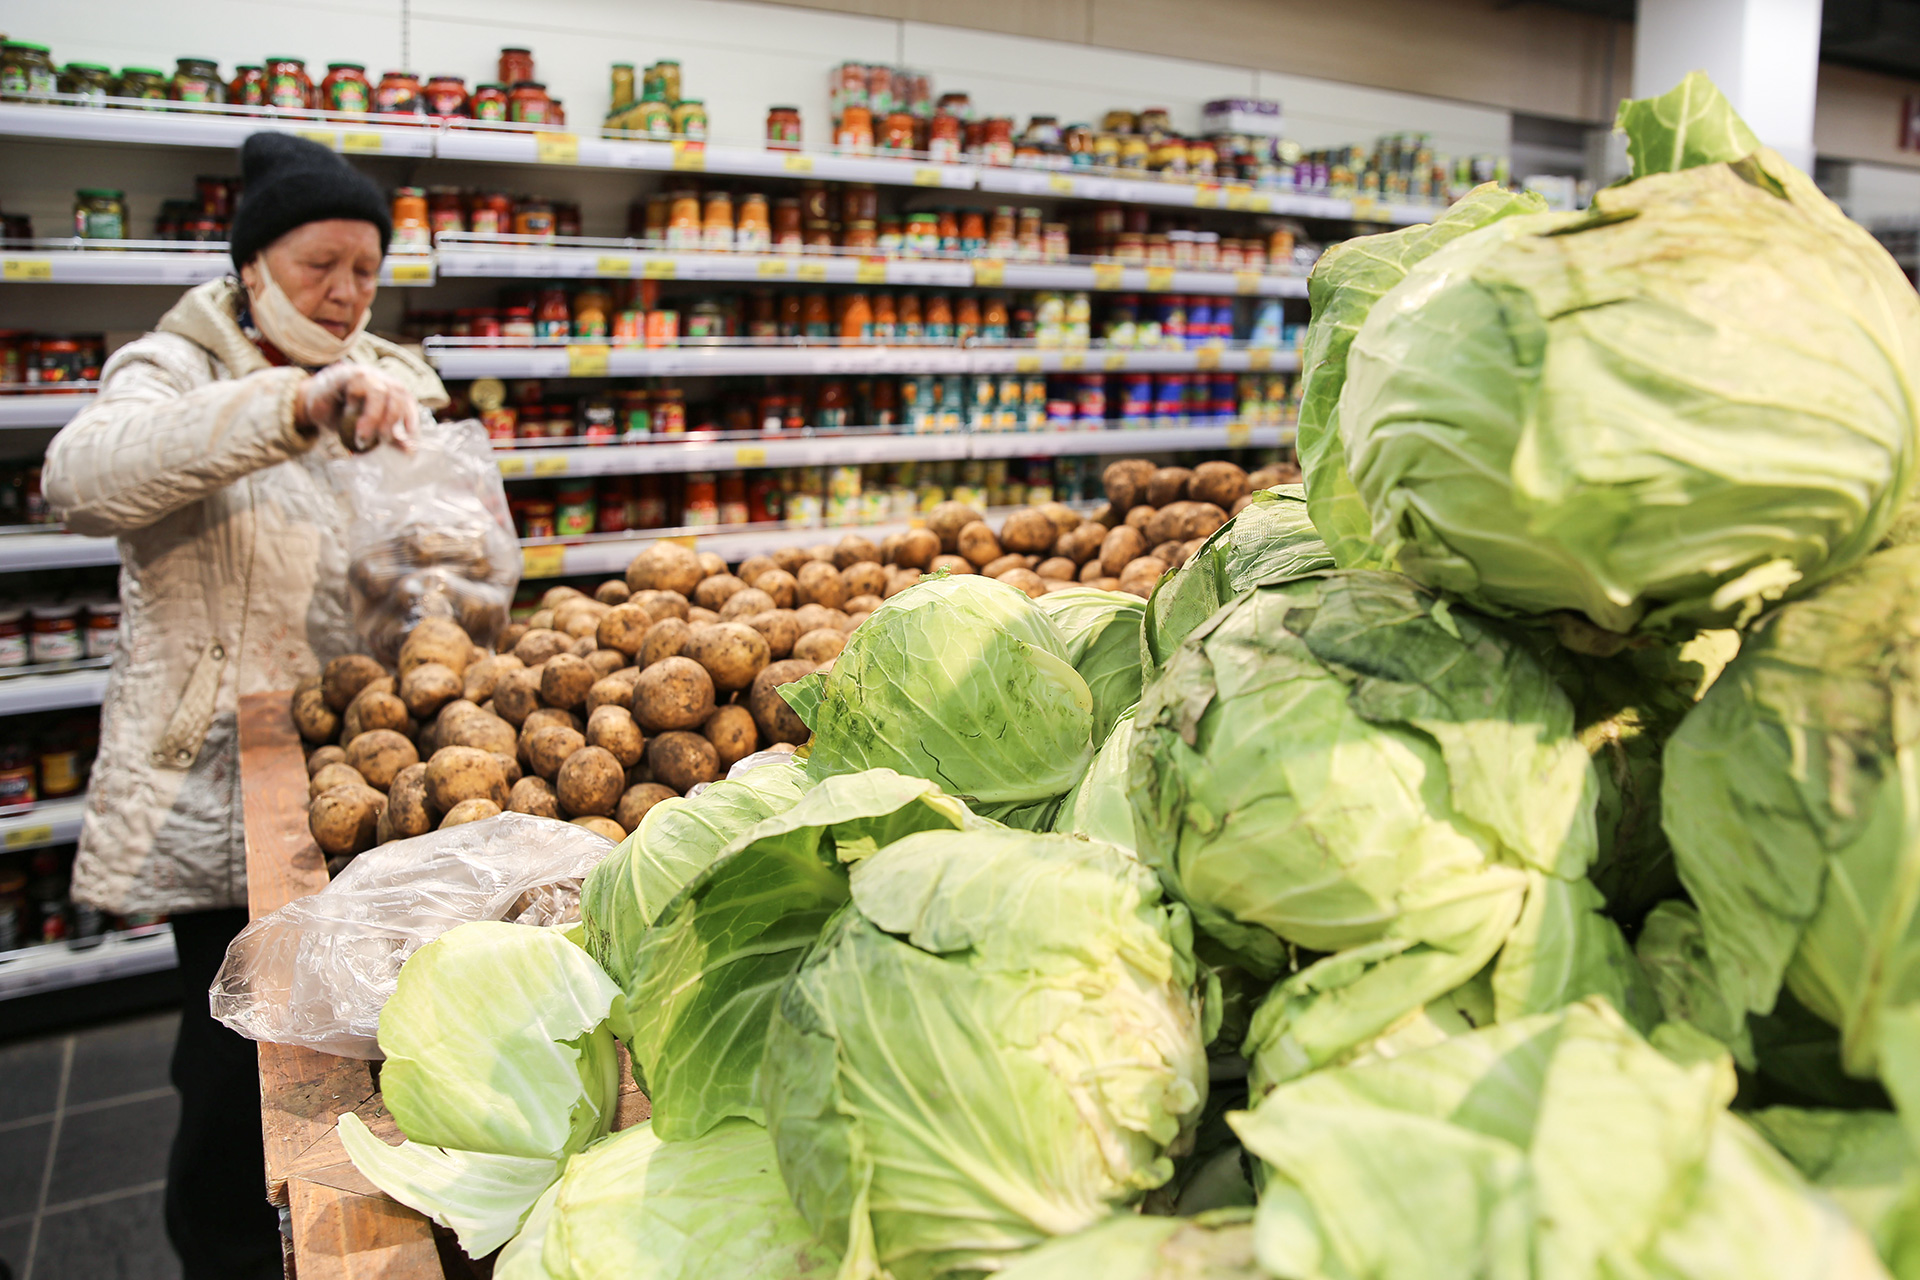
0, 43, 58, 98
843, 184, 878, 224
320, 63, 371, 114
981, 117, 1015, 167
700, 192, 733, 252
167, 57, 224, 105
84, 600, 120, 659
572, 287, 610, 338
630, 95, 672, 138
390, 187, 430, 249
953, 295, 979, 344
925, 294, 954, 343
835, 105, 873, 155
59, 63, 114, 103
470, 83, 508, 121
839, 293, 873, 341
423, 75, 468, 118
0, 744, 34, 811
470, 192, 511, 235
117, 67, 169, 106
535, 287, 570, 338
501, 305, 536, 344
229, 65, 265, 111
1120, 136, 1150, 171
375, 71, 422, 117
653, 60, 682, 105
928, 112, 962, 163
0, 608, 25, 668
609, 63, 636, 113
766, 106, 801, 151
29, 603, 82, 665
512, 199, 555, 238
736, 193, 770, 253
665, 189, 701, 250
1063, 124, 1093, 166
771, 197, 801, 251
555, 482, 596, 536
520, 499, 557, 540
881, 111, 915, 153
262, 57, 311, 111
672, 99, 706, 140
427, 187, 464, 239
652, 389, 686, 434
73, 190, 126, 240
498, 48, 535, 87
507, 81, 550, 124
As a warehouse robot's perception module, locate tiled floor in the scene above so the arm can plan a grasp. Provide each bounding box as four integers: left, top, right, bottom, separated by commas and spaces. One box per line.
0, 1011, 182, 1280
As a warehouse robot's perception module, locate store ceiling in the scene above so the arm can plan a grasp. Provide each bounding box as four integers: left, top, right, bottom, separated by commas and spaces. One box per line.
1518, 0, 1920, 81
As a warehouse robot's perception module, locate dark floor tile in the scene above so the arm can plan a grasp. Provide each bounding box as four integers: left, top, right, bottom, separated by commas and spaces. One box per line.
66, 1012, 178, 1108
0, 1222, 31, 1278
0, 1120, 50, 1224
0, 1036, 66, 1126
45, 1094, 177, 1207
32, 1187, 179, 1280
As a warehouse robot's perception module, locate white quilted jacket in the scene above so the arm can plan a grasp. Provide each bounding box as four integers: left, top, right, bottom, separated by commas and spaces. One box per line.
43, 279, 447, 915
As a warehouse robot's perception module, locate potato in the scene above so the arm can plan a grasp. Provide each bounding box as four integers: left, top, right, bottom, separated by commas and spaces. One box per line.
1247, 464, 1288, 491
694, 573, 749, 612
1036, 502, 1083, 537
981, 553, 1031, 579
793, 604, 850, 634
1103, 459, 1155, 510
1190, 460, 1250, 509
1088, 501, 1118, 527
719, 587, 776, 623
1119, 556, 1168, 597
399, 662, 462, 720
633, 656, 716, 732
1042, 578, 1082, 594
1100, 525, 1147, 577
1035, 556, 1077, 580
691, 707, 750, 772
631, 589, 691, 624
956, 520, 1002, 568
306, 744, 348, 777
839, 562, 886, 600
587, 704, 645, 768
586, 648, 628, 680
441, 711, 517, 757
998, 568, 1049, 599
557, 745, 625, 816
492, 666, 545, 725
586, 667, 645, 713
789, 628, 845, 663
845, 610, 872, 632
749, 658, 817, 745
617, 782, 677, 832
310, 762, 367, 801
491, 752, 523, 786
1125, 504, 1157, 532
772, 546, 810, 574
878, 532, 906, 565
440, 798, 502, 828
540, 653, 596, 709
1148, 466, 1193, 507
594, 579, 631, 605
1158, 540, 1196, 570
746, 609, 802, 660
687, 606, 719, 626
1079, 558, 1106, 583
694, 551, 725, 578
541, 586, 587, 609
647, 731, 720, 794
322, 654, 388, 714
573, 815, 627, 842
346, 729, 418, 791
508, 775, 561, 818
345, 689, 409, 743
833, 535, 881, 568
752, 568, 799, 609
883, 569, 919, 598
736, 555, 779, 588
808, 543, 836, 563
998, 508, 1057, 554
310, 783, 384, 856
626, 541, 704, 596
513, 628, 571, 667
845, 594, 883, 615
461, 653, 523, 705
425, 746, 510, 812
621, 618, 687, 674
890, 529, 936, 571
292, 686, 340, 744
929, 554, 972, 576
398, 617, 473, 677
526, 724, 588, 779
559, 609, 603, 640
518, 707, 580, 760
1149, 501, 1229, 546
379, 763, 433, 842
685, 622, 770, 692
497, 622, 530, 653
927, 500, 984, 552
796, 560, 847, 609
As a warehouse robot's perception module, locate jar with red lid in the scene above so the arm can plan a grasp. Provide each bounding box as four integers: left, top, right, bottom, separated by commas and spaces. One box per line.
508, 81, 551, 125
374, 71, 422, 118
84, 600, 120, 659
981, 117, 1015, 167
29, 602, 82, 666
502, 306, 536, 344
555, 482, 596, 536
423, 74, 468, 118
391, 188, 430, 250
320, 63, 370, 115
469, 192, 511, 235
653, 389, 686, 434
766, 106, 801, 151
928, 112, 962, 163
498, 48, 535, 87
534, 288, 570, 339
682, 472, 719, 527
470, 83, 508, 121
482, 405, 517, 439
427, 187, 464, 239
263, 57, 311, 112
595, 478, 632, 532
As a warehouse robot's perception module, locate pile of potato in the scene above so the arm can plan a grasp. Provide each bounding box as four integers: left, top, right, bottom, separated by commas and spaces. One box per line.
294, 454, 1292, 870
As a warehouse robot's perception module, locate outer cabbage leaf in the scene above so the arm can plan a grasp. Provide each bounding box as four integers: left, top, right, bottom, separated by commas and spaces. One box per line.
1036, 587, 1145, 744
996, 1209, 1261, 1280
1053, 711, 1138, 853
1295, 184, 1549, 569
494, 1179, 563, 1280
1489, 872, 1656, 1031
623, 770, 970, 1139
761, 829, 1208, 1280
1637, 900, 1756, 1067
782, 574, 1094, 804
1752, 1107, 1920, 1278
337, 1113, 563, 1258
1616, 69, 1762, 178
539, 1120, 840, 1280
377, 921, 621, 1160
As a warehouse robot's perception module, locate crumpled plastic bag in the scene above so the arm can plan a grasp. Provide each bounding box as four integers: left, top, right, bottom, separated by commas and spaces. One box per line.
335, 416, 519, 664
210, 813, 615, 1059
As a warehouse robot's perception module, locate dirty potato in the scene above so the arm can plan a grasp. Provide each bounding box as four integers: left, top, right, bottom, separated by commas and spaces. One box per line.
513, 628, 572, 667
508, 775, 561, 818
309, 762, 367, 801
632, 656, 716, 732
626, 541, 704, 596
746, 609, 802, 661
718, 587, 775, 623
425, 746, 509, 812
646, 731, 720, 794
617, 782, 677, 832
795, 560, 847, 609
322, 654, 388, 714
586, 704, 645, 768
439, 798, 502, 828
556, 745, 625, 817
310, 784, 384, 856
526, 724, 588, 779
586, 667, 645, 713
346, 729, 418, 791
749, 658, 817, 745
684, 622, 770, 693
400, 662, 462, 720
540, 653, 596, 710
378, 763, 433, 842
703, 704, 759, 771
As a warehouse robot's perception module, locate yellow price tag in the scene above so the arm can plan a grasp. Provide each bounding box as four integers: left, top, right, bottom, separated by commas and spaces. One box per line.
672, 140, 706, 171
1060, 352, 1085, 371
734, 445, 768, 467
756, 259, 788, 278
2, 259, 53, 281
795, 259, 828, 282
1047, 174, 1075, 195
1350, 195, 1385, 222
389, 261, 432, 283
567, 344, 610, 377
1104, 352, 1129, 371
597, 256, 633, 277
1145, 266, 1174, 293
521, 544, 567, 578
1090, 261, 1124, 290
533, 455, 570, 476
341, 131, 383, 154
783, 153, 815, 173
297, 129, 338, 149
1015, 354, 1042, 373
1195, 348, 1222, 370
912, 167, 943, 187
535, 132, 579, 165
1248, 348, 1273, 370
4, 824, 53, 849
1234, 270, 1260, 295
973, 258, 1005, 287
1193, 184, 1221, 209
907, 517, 928, 530
641, 259, 677, 279
1246, 194, 1272, 214
1225, 183, 1253, 210
497, 456, 528, 476
1226, 422, 1252, 447
856, 257, 888, 285
660, 535, 698, 550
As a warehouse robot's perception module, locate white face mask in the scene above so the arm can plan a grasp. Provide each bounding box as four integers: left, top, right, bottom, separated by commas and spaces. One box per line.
245, 256, 370, 366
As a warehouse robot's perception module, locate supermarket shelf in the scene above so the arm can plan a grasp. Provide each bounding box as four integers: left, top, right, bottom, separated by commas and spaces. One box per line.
966, 424, 1289, 458
0, 531, 121, 570
0, 99, 435, 156
971, 166, 1439, 225
0, 394, 93, 428
499, 431, 972, 478
426, 339, 1302, 380
0, 666, 111, 715
0, 923, 177, 1002
1, 242, 435, 287
0, 796, 89, 852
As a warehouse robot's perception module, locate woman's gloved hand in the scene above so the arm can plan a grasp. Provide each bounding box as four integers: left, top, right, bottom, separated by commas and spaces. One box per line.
296, 363, 418, 453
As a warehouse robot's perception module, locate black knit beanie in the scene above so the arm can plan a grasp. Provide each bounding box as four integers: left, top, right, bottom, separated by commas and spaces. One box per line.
228, 132, 392, 269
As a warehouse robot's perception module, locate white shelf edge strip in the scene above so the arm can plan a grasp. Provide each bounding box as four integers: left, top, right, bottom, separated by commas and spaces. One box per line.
0, 796, 88, 851
0, 924, 178, 1001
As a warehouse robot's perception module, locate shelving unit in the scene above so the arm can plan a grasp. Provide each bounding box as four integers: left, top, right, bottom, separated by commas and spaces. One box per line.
0, 922, 177, 1000
0, 796, 89, 853
0, 242, 435, 287
0, 394, 93, 429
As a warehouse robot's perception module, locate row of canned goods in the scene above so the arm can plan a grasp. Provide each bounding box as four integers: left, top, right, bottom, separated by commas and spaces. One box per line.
0, 333, 105, 390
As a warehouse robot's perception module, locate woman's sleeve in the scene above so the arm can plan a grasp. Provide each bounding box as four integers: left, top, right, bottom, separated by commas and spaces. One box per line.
43, 337, 317, 537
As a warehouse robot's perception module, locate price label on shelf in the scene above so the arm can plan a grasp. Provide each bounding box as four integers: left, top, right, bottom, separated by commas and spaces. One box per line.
388, 260, 432, 283
1226, 422, 1252, 447
597, 256, 634, 277
734, 445, 768, 467
297, 129, 339, 149
1059, 352, 1085, 371
641, 259, 677, 279
533, 455, 570, 476
659, 535, 698, 550
1048, 174, 1075, 195
1248, 348, 1273, 371
974, 258, 1005, 287
1246, 193, 1273, 214
1104, 352, 1129, 371
342, 132, 383, 154
672, 140, 707, 171
536, 132, 580, 165
1195, 348, 1223, 370
1234, 270, 1260, 295
497, 456, 528, 476
567, 344, 611, 377
1193, 184, 1222, 209
521, 544, 567, 578
3, 824, 53, 849
795, 260, 829, 283
912, 167, 944, 187
1145, 267, 1174, 293
1350, 195, 1386, 222
757, 259, 788, 278
856, 257, 889, 284
2, 259, 53, 281
783, 153, 815, 173
1090, 261, 1124, 291
1015, 354, 1042, 374
1224, 183, 1253, 211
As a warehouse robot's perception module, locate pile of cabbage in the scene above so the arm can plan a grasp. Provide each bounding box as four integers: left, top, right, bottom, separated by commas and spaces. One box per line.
331, 75, 1920, 1280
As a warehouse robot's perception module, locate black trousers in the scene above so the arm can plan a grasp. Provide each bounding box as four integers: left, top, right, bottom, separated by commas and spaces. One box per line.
165, 908, 283, 1280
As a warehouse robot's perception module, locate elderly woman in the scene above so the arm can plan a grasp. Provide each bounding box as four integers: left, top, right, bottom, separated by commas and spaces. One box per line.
43, 132, 445, 1279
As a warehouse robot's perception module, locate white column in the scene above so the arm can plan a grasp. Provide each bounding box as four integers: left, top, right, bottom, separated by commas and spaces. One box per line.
1633, 0, 1822, 172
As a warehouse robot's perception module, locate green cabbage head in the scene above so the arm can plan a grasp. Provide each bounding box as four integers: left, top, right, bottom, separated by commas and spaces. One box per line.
1035, 587, 1145, 745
